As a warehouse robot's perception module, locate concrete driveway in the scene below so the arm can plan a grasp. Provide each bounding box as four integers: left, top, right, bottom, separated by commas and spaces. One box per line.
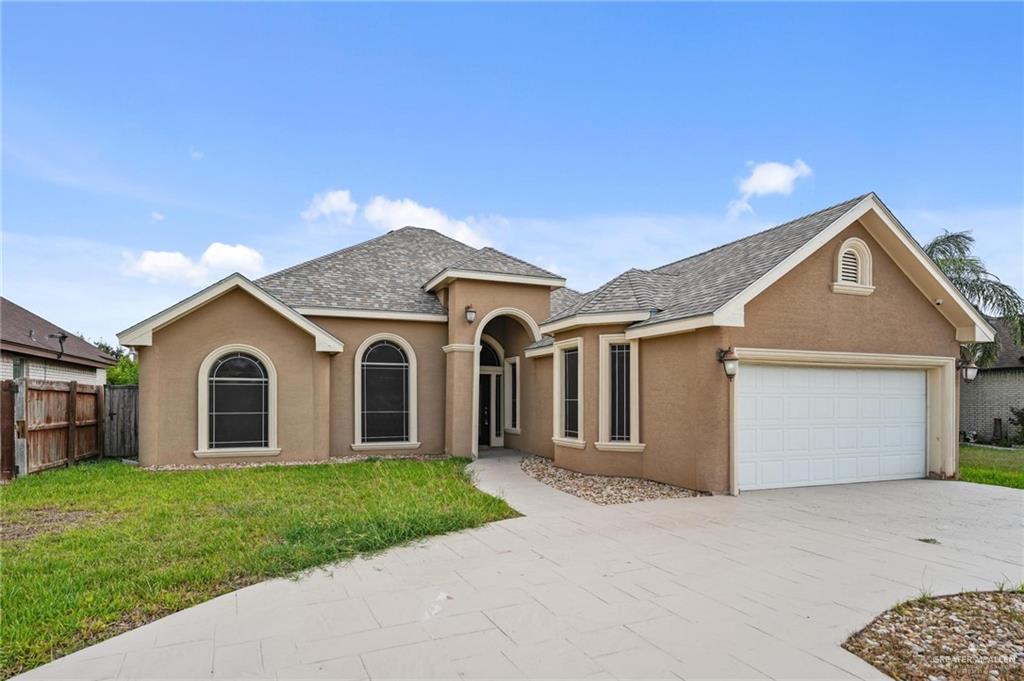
20, 451, 1023, 680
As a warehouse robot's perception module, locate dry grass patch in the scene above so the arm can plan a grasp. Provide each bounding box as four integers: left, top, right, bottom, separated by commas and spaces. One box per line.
521, 455, 699, 504
844, 590, 1024, 681
1, 508, 100, 542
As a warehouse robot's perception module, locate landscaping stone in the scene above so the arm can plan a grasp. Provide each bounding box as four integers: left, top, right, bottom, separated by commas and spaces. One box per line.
844, 591, 1024, 681
519, 454, 699, 504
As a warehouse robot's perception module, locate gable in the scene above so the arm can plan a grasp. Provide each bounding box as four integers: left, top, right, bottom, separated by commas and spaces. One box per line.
118, 274, 343, 352
732, 221, 960, 357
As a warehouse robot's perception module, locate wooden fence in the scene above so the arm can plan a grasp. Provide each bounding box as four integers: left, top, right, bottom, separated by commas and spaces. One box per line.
0, 379, 139, 480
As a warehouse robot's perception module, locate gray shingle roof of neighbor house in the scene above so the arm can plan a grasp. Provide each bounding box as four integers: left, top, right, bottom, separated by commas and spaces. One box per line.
0, 297, 116, 367
258, 228, 566, 316
544, 194, 870, 327
983, 317, 1024, 370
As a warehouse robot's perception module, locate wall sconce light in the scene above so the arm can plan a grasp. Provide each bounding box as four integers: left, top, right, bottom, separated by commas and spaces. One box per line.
464, 305, 477, 324
718, 348, 739, 379
958, 359, 978, 382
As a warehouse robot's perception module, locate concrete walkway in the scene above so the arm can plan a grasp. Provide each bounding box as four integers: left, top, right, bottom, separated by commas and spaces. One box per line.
19, 450, 1024, 680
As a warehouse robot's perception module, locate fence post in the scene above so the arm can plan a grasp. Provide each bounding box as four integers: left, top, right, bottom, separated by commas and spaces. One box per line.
66, 380, 78, 466
1, 380, 15, 481
96, 385, 106, 458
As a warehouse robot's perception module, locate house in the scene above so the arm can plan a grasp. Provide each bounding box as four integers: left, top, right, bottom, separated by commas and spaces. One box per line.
960, 317, 1024, 443
117, 193, 994, 493
1, 298, 115, 385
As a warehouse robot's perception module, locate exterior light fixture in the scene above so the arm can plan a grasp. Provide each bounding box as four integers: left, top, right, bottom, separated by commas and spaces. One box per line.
718, 348, 739, 379
958, 359, 978, 382
464, 305, 477, 324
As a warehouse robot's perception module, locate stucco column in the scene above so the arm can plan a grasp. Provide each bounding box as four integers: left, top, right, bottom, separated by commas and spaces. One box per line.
444, 346, 476, 457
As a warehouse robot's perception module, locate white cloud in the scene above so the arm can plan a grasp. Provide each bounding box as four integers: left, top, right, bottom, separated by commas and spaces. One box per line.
150, 211, 165, 223
121, 242, 264, 285
728, 159, 813, 218
363, 196, 489, 247
301, 189, 358, 226
189, 146, 205, 161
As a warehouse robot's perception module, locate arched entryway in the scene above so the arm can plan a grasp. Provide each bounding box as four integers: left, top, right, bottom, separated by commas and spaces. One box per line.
471, 307, 541, 456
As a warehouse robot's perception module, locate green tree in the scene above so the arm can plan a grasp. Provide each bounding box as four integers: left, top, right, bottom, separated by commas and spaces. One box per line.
106, 355, 139, 385
924, 230, 1024, 367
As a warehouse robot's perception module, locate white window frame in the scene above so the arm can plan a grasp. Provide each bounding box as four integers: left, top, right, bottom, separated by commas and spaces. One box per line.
552, 337, 585, 448
352, 333, 420, 451
831, 236, 875, 296
596, 334, 644, 452
504, 356, 520, 434
196, 343, 280, 458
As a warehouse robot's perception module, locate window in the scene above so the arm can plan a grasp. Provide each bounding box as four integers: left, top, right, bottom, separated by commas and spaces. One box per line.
197, 344, 279, 457
361, 340, 409, 443
552, 338, 583, 447
563, 348, 579, 438
353, 334, 419, 450
480, 341, 501, 367
610, 344, 630, 441
832, 237, 874, 295
597, 334, 644, 452
504, 357, 519, 432
12, 356, 25, 379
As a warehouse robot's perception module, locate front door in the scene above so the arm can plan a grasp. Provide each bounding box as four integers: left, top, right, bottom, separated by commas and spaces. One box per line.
478, 372, 505, 448
478, 374, 490, 446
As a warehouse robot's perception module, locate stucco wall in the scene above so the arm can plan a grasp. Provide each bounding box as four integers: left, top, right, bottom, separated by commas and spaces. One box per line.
140, 288, 330, 466
545, 223, 961, 493
308, 317, 448, 456
960, 369, 1024, 441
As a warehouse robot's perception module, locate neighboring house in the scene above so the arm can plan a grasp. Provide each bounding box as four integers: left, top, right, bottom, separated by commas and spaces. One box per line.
960, 317, 1024, 442
117, 193, 994, 493
1, 297, 115, 385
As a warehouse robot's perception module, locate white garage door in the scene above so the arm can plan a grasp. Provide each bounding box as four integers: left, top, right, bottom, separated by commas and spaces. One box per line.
736, 365, 927, 490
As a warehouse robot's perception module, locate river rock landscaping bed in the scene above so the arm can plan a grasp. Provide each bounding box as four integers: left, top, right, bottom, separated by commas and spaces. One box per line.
520, 455, 699, 504
843, 590, 1024, 681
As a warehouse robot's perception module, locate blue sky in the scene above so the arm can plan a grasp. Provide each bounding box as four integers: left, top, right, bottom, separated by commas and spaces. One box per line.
3, 2, 1022, 343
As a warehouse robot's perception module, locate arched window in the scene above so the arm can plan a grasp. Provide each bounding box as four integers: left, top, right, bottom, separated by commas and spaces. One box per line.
832, 237, 875, 295
355, 336, 419, 447
480, 341, 501, 367
197, 344, 278, 456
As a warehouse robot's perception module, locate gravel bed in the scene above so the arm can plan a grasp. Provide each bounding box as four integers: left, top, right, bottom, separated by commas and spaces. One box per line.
520, 455, 700, 504
145, 452, 449, 472
844, 590, 1024, 681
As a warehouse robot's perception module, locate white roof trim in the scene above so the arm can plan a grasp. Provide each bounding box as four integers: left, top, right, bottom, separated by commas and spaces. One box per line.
713, 194, 994, 343
296, 307, 447, 323
523, 344, 554, 358
624, 312, 729, 340
539, 310, 651, 335
118, 273, 345, 353
423, 269, 565, 292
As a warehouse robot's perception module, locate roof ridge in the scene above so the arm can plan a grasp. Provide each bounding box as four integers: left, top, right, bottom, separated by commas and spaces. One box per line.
652, 193, 870, 274
451, 245, 561, 279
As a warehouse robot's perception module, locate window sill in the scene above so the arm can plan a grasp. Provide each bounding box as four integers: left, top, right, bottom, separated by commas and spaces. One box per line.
194, 447, 281, 458
595, 441, 646, 453
504, 427, 521, 435
830, 282, 875, 296
350, 441, 422, 452
552, 437, 586, 450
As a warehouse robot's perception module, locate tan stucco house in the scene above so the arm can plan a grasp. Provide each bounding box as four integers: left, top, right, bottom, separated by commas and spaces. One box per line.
118, 193, 994, 493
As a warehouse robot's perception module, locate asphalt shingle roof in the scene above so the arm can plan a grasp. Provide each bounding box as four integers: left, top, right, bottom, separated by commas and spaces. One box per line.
257, 227, 476, 315
544, 194, 869, 327
983, 317, 1024, 370
438, 247, 562, 281
1, 297, 115, 366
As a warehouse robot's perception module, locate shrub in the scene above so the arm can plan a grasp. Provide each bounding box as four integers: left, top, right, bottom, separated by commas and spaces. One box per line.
106, 355, 138, 385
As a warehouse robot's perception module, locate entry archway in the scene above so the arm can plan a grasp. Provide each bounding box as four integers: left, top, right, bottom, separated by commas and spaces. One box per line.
471, 308, 541, 456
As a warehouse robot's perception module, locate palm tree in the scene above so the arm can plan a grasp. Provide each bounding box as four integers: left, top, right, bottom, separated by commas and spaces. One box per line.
924, 230, 1024, 367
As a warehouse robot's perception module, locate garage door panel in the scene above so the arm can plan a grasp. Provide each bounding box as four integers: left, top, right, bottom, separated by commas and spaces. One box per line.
737, 365, 927, 490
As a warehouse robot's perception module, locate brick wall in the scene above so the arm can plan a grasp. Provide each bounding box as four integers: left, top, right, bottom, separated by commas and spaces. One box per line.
959, 368, 1024, 441
0, 352, 107, 385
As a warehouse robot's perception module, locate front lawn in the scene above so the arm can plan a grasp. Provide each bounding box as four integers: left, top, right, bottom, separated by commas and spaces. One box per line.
0, 458, 516, 678
959, 444, 1024, 489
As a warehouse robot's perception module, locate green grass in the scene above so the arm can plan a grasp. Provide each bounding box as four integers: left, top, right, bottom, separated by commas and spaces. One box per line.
959, 444, 1024, 489
0, 459, 516, 678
